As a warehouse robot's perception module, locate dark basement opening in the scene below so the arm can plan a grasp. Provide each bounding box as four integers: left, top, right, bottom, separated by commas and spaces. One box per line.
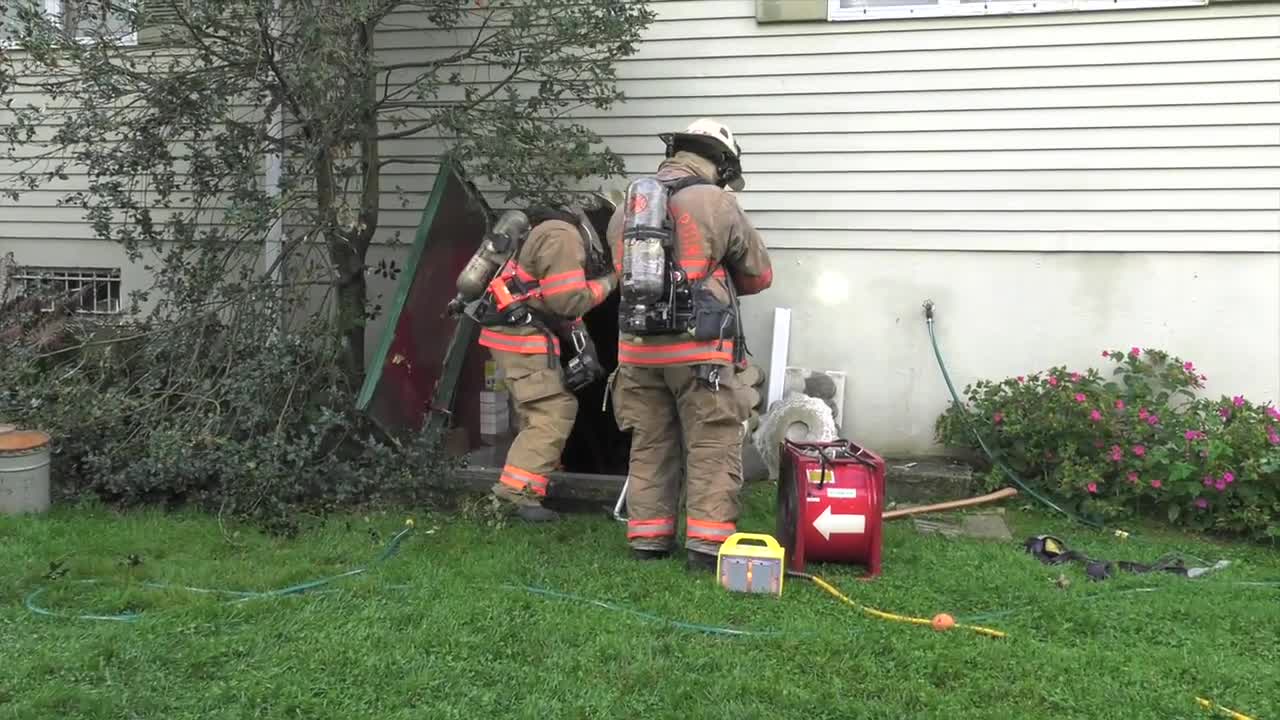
557, 288, 631, 477
555, 204, 631, 478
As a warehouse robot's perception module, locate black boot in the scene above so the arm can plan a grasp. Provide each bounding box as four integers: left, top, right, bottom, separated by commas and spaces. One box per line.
686, 550, 717, 573
492, 483, 560, 523
631, 548, 671, 561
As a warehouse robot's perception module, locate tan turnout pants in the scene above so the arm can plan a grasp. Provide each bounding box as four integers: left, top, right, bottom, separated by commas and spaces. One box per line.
612, 364, 749, 555
489, 349, 577, 506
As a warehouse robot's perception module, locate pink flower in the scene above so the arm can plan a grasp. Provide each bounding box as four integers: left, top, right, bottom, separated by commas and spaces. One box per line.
1087, 482, 1098, 494
1223, 471, 1234, 484
1048, 376, 1059, 387
1130, 347, 1141, 358
1090, 410, 1102, 422
993, 412, 1004, 424
1115, 400, 1126, 411
1185, 430, 1206, 441
1233, 395, 1246, 407
1139, 408, 1150, 420
1074, 393, 1087, 404
1132, 444, 1146, 457
1146, 414, 1160, 427
1016, 375, 1025, 384
1219, 407, 1231, 420
1127, 471, 1139, 484
1071, 372, 1082, 383
1109, 445, 1123, 462
1183, 361, 1195, 372
1150, 479, 1163, 489
1268, 428, 1279, 445
1102, 350, 1111, 358
1215, 478, 1226, 491
1195, 498, 1209, 509
1267, 407, 1280, 421
1203, 476, 1213, 487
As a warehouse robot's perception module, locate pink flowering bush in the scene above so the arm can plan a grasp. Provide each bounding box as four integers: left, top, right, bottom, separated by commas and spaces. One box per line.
935, 347, 1280, 540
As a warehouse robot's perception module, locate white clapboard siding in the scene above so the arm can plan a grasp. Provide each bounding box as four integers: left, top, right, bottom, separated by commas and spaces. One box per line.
368, 0, 1280, 253
567, 105, 1280, 134
15, 187, 1279, 212
2, 0, 1278, 255
375, 11, 1277, 51
381, 58, 1280, 95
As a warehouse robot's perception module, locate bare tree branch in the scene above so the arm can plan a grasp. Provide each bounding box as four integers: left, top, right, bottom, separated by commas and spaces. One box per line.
374, 4, 497, 104
376, 56, 522, 141
375, 157, 441, 170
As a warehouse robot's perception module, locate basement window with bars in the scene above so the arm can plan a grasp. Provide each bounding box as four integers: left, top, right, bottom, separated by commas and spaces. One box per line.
13, 267, 124, 316
828, 0, 1207, 21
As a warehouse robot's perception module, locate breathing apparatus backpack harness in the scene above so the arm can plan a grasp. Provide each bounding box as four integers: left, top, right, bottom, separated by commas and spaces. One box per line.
468, 260, 559, 362
452, 208, 608, 390
617, 175, 747, 388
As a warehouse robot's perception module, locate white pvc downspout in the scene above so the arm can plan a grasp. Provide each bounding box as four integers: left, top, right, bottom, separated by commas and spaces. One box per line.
263, 0, 284, 316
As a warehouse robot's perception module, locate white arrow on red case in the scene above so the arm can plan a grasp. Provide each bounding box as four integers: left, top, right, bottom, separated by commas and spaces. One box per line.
813, 506, 866, 540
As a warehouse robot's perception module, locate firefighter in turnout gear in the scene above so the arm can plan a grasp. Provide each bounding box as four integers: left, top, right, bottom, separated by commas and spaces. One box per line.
606, 118, 773, 570
476, 204, 617, 522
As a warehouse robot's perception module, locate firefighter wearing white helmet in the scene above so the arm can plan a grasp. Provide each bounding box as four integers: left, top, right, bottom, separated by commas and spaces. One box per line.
671, 118, 747, 192
605, 118, 773, 572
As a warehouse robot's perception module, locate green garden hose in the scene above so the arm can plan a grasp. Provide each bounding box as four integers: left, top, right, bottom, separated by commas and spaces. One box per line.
923, 300, 1104, 530
22, 525, 772, 637
24, 525, 416, 623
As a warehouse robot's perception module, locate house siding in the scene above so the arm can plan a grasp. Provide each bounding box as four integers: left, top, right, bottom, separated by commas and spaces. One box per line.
471, 0, 1279, 454
369, 1, 1280, 249
3, 0, 1278, 454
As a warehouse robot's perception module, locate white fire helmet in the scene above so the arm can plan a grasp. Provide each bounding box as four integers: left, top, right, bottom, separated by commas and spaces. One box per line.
664, 118, 745, 192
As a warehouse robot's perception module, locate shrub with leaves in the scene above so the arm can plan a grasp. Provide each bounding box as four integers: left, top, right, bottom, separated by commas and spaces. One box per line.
0, 280, 453, 535
3, 0, 655, 382
0, 0, 655, 530
936, 347, 1280, 540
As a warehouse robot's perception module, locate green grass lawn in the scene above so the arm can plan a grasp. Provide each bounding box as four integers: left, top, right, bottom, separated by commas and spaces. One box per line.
3, 485, 1278, 720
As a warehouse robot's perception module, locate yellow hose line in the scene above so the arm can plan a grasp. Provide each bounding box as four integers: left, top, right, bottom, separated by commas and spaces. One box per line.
806, 574, 1007, 640
1196, 697, 1257, 720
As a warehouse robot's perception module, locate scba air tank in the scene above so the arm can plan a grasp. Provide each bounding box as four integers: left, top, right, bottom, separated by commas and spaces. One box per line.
453, 210, 531, 304
620, 177, 668, 304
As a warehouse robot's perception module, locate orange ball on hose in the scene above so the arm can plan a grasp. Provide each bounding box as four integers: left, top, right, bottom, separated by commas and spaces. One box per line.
931, 613, 955, 631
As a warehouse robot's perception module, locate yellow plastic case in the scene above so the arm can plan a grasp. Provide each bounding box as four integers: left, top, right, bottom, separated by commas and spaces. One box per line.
716, 532, 786, 597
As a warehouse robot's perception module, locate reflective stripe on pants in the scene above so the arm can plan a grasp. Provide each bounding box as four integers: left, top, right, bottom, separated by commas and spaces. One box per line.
687, 518, 736, 543
627, 517, 676, 540
500, 464, 549, 497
